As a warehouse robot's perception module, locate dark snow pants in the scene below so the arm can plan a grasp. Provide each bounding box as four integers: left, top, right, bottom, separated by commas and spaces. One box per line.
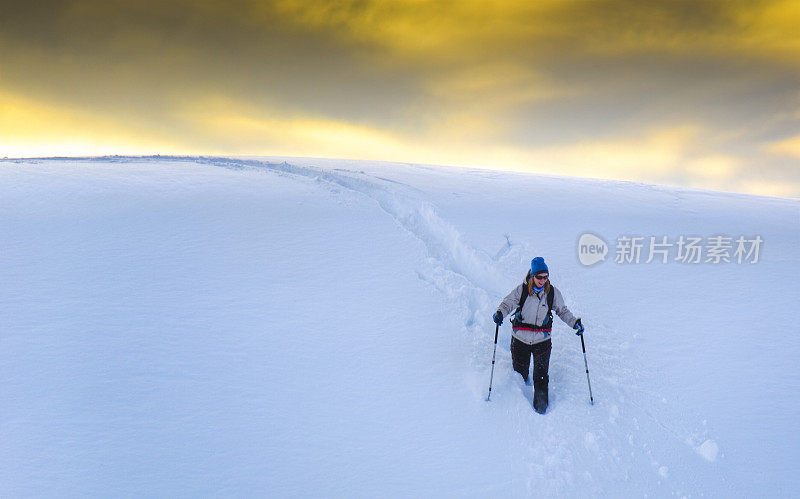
510, 337, 551, 384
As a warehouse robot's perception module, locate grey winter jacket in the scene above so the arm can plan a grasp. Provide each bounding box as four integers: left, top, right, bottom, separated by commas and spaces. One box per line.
497, 282, 579, 345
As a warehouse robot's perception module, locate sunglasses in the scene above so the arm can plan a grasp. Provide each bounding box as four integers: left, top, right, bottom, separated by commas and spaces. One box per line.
533, 274, 549, 280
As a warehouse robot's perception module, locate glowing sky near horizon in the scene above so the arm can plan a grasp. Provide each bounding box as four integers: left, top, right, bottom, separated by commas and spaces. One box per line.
1, 0, 799, 197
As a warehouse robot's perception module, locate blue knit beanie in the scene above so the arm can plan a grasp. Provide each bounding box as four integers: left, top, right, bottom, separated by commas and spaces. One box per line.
530, 257, 549, 276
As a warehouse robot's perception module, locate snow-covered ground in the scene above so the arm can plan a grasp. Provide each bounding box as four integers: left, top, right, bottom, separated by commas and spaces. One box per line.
1, 156, 798, 497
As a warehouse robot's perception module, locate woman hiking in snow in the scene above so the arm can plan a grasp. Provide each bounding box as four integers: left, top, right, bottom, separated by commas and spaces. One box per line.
493, 257, 583, 414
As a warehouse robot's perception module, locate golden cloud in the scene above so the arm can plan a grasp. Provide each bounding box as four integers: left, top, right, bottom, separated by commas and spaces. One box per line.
0, 92, 181, 157
767, 134, 800, 159
266, 0, 800, 66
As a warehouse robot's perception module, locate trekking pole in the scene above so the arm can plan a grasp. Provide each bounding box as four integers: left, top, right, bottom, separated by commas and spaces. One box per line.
486, 324, 500, 401
579, 332, 594, 405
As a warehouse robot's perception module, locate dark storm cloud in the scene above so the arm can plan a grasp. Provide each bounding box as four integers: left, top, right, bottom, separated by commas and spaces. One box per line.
0, 0, 422, 126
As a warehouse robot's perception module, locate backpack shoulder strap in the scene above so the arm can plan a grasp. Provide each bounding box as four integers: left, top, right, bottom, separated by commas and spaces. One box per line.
546, 285, 555, 315
515, 281, 529, 315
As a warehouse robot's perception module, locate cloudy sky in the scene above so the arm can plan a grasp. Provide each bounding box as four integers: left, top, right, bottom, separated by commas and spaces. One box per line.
2, 0, 799, 197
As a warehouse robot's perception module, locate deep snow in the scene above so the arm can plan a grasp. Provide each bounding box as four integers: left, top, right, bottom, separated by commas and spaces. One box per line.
1, 156, 798, 497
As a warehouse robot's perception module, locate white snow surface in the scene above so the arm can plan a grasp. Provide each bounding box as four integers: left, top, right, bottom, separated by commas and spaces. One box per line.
1, 156, 798, 497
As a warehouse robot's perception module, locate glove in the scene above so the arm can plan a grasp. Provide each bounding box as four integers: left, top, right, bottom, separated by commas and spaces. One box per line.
493, 311, 503, 325
573, 318, 584, 336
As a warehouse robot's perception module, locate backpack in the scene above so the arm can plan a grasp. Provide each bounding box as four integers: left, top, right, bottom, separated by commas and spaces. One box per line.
511, 271, 555, 328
